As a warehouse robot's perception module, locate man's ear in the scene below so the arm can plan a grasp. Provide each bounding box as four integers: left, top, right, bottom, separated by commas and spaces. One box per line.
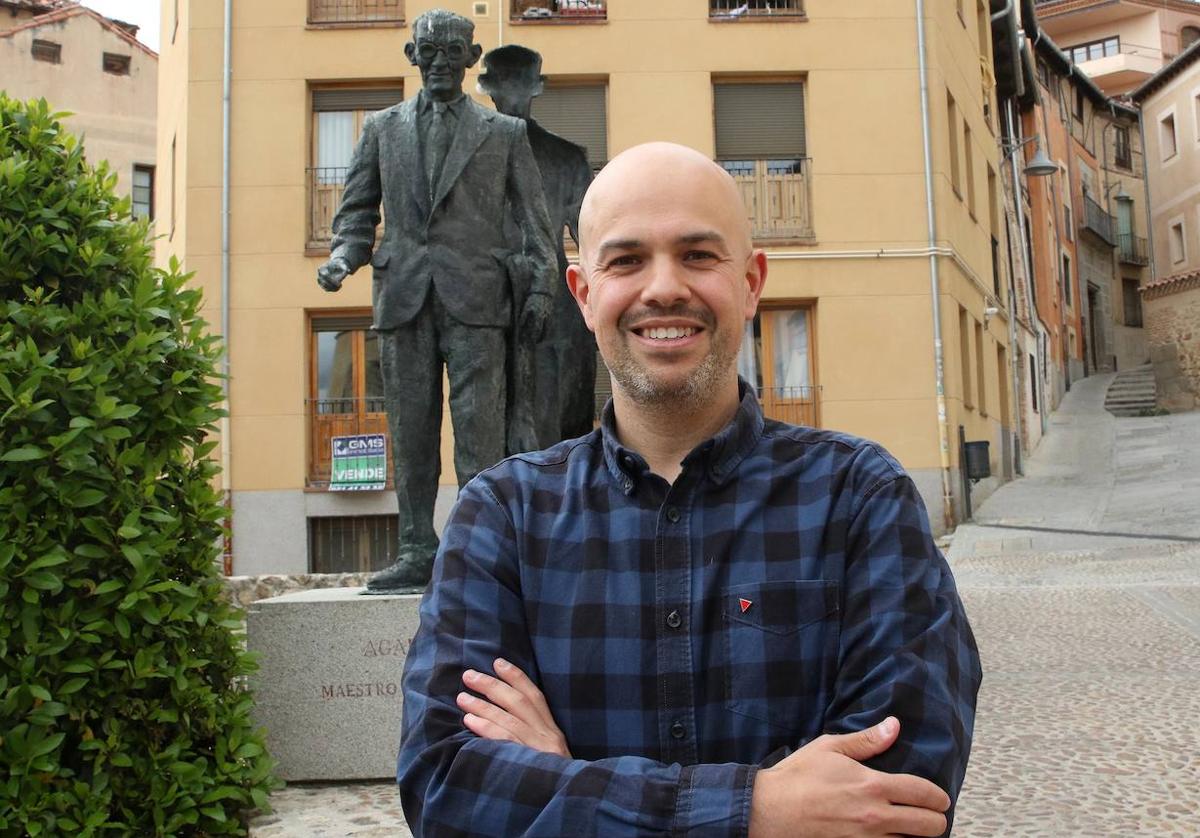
404, 41, 417, 66
565, 264, 596, 332
744, 249, 768, 321
467, 43, 484, 68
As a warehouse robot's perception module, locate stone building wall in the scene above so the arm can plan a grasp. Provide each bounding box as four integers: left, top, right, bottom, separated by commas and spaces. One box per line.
1143, 273, 1200, 411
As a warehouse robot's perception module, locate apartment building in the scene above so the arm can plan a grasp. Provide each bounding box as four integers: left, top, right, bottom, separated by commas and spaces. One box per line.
158, 0, 1017, 574
1132, 40, 1200, 410
1033, 0, 1200, 96
1, 1, 157, 218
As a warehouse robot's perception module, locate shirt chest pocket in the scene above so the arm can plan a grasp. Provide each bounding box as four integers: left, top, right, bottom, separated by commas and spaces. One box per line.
724, 579, 841, 734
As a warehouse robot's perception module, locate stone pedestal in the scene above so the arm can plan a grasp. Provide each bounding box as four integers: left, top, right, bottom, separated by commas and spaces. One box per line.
246, 587, 423, 781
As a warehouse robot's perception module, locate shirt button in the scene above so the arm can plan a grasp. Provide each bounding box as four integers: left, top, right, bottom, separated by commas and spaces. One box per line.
666, 610, 682, 629
670, 721, 686, 740
665, 506, 680, 523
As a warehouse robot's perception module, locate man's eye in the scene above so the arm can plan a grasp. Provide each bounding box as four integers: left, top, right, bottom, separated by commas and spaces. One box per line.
607, 255, 640, 268
684, 250, 718, 262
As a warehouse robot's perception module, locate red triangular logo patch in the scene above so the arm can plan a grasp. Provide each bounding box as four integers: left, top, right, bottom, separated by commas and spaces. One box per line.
738, 598, 752, 613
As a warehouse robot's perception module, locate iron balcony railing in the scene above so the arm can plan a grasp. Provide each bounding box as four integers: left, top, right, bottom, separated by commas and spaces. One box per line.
718, 158, 814, 241
512, 0, 606, 21
756, 385, 821, 428
710, 0, 805, 18
308, 0, 403, 24
1117, 233, 1150, 266
307, 166, 346, 246
1082, 194, 1115, 246
307, 397, 390, 486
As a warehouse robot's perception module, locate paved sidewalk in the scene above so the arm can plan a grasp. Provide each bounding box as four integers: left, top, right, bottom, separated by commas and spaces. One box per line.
251, 374, 1200, 836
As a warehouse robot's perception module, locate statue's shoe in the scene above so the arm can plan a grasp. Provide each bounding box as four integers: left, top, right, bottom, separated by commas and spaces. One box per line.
363, 552, 435, 595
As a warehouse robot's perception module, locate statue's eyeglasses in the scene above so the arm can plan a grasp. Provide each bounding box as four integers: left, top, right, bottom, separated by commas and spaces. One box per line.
417, 42, 468, 61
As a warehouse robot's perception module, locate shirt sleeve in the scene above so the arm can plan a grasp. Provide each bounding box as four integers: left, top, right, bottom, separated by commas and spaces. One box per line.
397, 477, 756, 837
821, 462, 982, 835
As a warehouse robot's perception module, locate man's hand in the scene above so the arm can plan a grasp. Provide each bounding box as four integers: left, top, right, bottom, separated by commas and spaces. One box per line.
317, 257, 350, 292
519, 292, 552, 343
457, 658, 571, 758
749, 717, 951, 838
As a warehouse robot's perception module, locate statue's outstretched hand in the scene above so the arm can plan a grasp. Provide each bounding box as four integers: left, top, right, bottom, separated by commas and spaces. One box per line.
317, 257, 350, 292
519, 292, 551, 343
457, 659, 571, 759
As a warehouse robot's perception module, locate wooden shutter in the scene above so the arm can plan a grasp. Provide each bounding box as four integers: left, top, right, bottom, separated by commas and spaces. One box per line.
531, 84, 608, 169
312, 87, 403, 112
714, 82, 806, 159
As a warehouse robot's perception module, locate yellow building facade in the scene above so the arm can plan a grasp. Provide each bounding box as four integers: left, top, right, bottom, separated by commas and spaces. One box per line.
158, 0, 1015, 574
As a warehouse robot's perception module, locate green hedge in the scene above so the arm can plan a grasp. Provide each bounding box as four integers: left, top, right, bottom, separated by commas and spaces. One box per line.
0, 96, 276, 835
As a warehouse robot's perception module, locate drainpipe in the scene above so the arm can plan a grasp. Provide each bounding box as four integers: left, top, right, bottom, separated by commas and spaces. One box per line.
1003, 100, 1031, 472
915, 0, 956, 532
497, 0, 504, 45
1135, 107, 1157, 286
221, 0, 233, 574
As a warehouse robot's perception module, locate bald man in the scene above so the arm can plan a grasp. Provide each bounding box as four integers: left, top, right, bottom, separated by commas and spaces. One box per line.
397, 143, 981, 837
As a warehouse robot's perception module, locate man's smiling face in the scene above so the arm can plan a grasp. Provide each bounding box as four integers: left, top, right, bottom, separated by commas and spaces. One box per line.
567, 143, 767, 410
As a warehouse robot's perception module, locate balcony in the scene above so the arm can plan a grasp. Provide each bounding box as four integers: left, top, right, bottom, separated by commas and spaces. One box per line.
757, 385, 820, 428
1081, 194, 1115, 246
1117, 233, 1150, 266
710, 0, 805, 19
307, 397, 390, 487
719, 158, 814, 242
308, 0, 403, 25
307, 167, 346, 247
512, 0, 605, 22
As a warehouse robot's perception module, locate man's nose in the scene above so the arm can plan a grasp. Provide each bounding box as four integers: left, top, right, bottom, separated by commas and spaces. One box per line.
639, 256, 691, 307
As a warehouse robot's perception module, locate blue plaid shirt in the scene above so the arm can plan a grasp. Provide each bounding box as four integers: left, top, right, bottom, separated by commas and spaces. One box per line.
398, 384, 981, 836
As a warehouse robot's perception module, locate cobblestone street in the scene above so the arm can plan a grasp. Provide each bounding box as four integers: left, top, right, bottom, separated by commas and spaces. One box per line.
252, 375, 1200, 836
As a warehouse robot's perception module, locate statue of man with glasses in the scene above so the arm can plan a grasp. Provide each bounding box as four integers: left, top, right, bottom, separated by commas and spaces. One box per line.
316, 8, 558, 592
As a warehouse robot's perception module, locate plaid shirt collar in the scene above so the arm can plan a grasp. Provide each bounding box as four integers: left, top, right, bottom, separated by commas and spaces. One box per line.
599, 378, 766, 495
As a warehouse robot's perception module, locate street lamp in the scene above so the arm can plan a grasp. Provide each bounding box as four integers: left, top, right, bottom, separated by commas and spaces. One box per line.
1001, 135, 1058, 178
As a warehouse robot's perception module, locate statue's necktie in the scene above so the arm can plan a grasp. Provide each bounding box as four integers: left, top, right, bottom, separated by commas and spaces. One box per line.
426, 104, 450, 200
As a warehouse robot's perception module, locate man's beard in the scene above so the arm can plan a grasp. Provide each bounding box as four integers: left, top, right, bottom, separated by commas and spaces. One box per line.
606, 306, 739, 412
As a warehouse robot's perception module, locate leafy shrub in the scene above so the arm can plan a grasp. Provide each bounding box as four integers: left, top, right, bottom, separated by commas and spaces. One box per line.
0, 96, 275, 835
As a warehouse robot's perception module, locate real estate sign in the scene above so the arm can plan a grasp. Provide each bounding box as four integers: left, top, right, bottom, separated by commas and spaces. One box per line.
330, 434, 387, 491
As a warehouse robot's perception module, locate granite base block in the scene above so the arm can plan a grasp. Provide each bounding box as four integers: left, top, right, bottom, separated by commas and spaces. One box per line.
247, 587, 423, 781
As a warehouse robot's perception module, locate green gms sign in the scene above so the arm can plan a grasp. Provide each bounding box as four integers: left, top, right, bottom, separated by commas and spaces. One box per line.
330, 434, 387, 491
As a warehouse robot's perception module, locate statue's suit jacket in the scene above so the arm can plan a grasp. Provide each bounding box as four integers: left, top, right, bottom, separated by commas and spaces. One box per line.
330, 94, 557, 330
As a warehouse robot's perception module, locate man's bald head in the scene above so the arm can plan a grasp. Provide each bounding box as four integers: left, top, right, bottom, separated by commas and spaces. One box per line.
577, 142, 753, 268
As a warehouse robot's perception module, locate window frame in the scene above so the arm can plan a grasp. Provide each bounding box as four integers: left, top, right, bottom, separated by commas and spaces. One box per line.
102, 52, 131, 76
31, 38, 61, 63
740, 300, 819, 427
132, 164, 155, 221
1160, 109, 1179, 162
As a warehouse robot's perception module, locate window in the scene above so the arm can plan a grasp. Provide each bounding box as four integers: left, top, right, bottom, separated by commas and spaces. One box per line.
308, 0, 404, 24
1073, 87, 1084, 121
1170, 221, 1187, 264
1067, 36, 1119, 64
1182, 26, 1200, 50
1061, 253, 1072, 306
714, 80, 812, 240
964, 123, 976, 217
308, 85, 403, 245
959, 307, 973, 409
31, 39, 61, 63
309, 314, 388, 486
309, 515, 399, 573
103, 53, 131, 75
514, 0, 606, 21
1064, 204, 1073, 242
975, 319, 986, 416
947, 91, 961, 198
132, 165, 154, 220
1123, 279, 1143, 327
1028, 353, 1039, 413
709, 0, 805, 18
737, 303, 817, 427
530, 82, 608, 171
997, 345, 1010, 428
1161, 112, 1178, 160
1036, 59, 1050, 88
987, 166, 1000, 298
1114, 125, 1131, 169
172, 0, 179, 43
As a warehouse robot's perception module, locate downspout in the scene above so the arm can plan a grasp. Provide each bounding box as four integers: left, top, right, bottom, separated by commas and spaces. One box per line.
1135, 107, 1157, 287
1004, 100, 1033, 470
221, 0, 233, 574
497, 0, 504, 45
915, 0, 956, 532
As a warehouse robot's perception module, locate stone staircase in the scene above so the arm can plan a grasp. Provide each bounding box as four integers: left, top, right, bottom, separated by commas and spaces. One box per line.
1104, 364, 1158, 416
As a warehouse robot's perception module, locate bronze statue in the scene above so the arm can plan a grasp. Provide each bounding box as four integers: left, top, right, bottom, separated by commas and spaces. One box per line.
316, 9, 558, 592
480, 45, 597, 447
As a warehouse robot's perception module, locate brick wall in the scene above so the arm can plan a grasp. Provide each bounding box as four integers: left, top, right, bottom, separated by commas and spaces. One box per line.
1144, 278, 1200, 411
